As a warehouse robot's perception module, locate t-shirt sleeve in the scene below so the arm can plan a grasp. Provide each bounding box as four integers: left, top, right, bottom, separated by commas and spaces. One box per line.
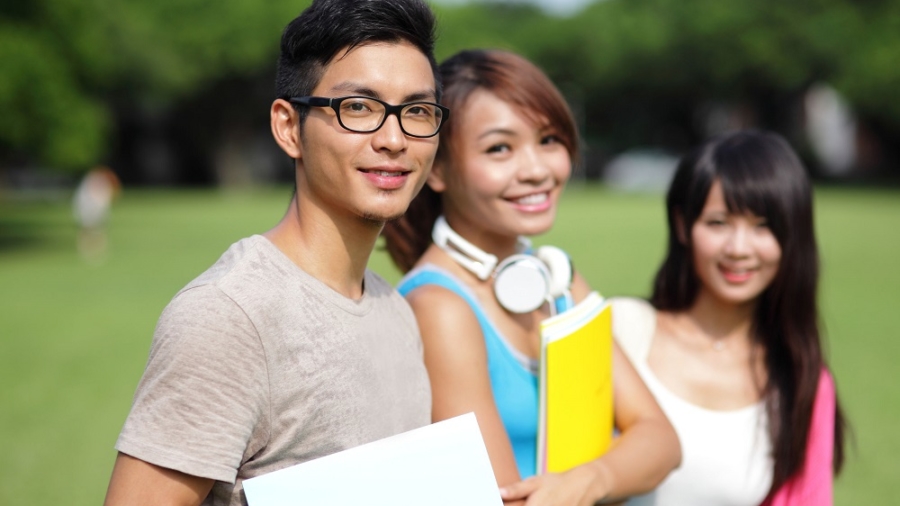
115, 284, 269, 483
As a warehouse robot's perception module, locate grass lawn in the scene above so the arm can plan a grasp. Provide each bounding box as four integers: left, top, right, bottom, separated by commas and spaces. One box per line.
1, 184, 897, 504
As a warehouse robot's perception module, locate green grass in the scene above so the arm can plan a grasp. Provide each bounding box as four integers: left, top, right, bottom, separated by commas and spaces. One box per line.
1, 184, 897, 504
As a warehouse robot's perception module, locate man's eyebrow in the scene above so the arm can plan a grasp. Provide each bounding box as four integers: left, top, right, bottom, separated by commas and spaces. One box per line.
403, 91, 436, 102
329, 82, 436, 102
331, 82, 378, 97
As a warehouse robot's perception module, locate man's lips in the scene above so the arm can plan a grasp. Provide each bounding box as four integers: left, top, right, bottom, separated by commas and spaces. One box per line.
359, 167, 411, 190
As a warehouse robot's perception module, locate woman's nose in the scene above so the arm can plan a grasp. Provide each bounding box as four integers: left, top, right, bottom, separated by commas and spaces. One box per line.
724, 225, 753, 256
517, 148, 551, 183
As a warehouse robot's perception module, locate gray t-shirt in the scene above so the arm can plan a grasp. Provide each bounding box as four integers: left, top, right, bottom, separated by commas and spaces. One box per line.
116, 235, 431, 505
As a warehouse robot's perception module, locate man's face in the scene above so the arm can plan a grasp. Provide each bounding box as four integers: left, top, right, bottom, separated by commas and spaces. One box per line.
296, 41, 439, 223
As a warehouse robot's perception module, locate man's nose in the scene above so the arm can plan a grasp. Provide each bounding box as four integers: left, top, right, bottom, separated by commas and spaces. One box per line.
372, 113, 408, 153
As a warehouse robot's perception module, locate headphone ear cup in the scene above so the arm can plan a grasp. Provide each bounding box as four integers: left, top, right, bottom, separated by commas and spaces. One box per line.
493, 254, 551, 313
536, 246, 573, 299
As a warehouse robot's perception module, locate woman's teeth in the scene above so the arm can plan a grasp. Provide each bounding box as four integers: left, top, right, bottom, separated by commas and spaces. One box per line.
515, 193, 548, 205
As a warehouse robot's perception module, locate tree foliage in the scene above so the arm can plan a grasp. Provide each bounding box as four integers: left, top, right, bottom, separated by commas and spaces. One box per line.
0, 0, 307, 171
1, 0, 898, 174
435, 0, 900, 163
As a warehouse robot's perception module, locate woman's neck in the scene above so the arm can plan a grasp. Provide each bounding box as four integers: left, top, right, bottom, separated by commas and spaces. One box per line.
441, 215, 524, 262
681, 290, 757, 350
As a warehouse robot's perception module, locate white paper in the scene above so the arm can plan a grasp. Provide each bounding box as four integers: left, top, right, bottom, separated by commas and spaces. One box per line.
243, 413, 503, 506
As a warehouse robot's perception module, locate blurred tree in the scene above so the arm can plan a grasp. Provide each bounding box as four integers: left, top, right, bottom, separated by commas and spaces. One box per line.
0, 0, 308, 173
0, 19, 108, 170
1, 0, 897, 179
433, 0, 898, 176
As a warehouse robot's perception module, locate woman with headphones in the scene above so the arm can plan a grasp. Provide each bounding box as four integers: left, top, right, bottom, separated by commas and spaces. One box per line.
383, 49, 680, 506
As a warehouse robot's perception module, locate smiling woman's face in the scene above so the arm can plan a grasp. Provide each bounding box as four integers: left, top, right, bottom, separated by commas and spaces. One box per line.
691, 179, 783, 308
429, 89, 571, 247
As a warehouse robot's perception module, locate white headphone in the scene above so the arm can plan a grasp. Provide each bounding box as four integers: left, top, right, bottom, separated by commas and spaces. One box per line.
432, 216, 573, 314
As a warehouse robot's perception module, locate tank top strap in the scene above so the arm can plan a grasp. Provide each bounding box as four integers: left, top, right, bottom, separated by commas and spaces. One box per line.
398, 266, 495, 333
398, 266, 536, 375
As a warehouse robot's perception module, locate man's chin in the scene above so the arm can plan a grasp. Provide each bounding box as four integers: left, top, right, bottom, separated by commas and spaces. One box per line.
360, 210, 406, 224
358, 196, 413, 224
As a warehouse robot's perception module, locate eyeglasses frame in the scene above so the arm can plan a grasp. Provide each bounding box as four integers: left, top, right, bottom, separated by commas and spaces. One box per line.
289, 95, 449, 139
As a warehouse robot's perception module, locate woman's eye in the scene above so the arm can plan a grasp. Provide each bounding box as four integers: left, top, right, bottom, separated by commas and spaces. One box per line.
541, 134, 561, 145
486, 143, 510, 154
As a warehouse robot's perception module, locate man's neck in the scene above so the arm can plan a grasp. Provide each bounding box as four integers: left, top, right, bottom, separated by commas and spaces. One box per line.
264, 195, 382, 300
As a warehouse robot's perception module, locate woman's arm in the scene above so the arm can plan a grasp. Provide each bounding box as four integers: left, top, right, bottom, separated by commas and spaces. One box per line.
500, 273, 681, 505
406, 285, 524, 491
594, 343, 682, 500
500, 344, 680, 505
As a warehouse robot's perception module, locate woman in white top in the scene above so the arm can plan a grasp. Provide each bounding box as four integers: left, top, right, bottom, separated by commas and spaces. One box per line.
613, 130, 846, 506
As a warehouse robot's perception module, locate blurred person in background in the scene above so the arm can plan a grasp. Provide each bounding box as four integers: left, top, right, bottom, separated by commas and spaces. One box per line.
612, 130, 846, 506
73, 165, 121, 263
383, 49, 680, 506
103, 0, 446, 504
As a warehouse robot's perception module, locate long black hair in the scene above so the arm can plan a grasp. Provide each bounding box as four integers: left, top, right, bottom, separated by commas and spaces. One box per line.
651, 130, 845, 494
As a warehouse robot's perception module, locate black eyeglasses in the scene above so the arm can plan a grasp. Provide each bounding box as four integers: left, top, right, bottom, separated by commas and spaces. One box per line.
289, 96, 449, 138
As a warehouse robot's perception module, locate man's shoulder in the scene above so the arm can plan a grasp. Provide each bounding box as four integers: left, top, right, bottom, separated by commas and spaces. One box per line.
361, 269, 422, 336
157, 235, 285, 325
363, 269, 412, 309
363, 268, 395, 294
179, 235, 278, 294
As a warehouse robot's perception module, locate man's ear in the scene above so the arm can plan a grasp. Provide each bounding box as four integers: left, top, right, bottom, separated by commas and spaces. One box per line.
426, 158, 447, 193
674, 211, 689, 245
271, 99, 302, 159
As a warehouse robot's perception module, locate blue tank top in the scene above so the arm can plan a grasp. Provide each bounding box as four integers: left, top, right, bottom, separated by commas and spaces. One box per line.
398, 266, 539, 478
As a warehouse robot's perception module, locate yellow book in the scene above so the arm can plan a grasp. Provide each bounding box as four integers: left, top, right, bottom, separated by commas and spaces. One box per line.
537, 292, 613, 474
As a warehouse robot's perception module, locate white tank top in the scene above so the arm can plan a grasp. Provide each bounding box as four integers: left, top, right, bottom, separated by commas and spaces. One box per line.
612, 298, 773, 506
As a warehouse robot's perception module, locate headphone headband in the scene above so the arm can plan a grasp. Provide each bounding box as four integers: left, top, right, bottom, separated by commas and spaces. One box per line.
431, 216, 531, 280
431, 215, 569, 314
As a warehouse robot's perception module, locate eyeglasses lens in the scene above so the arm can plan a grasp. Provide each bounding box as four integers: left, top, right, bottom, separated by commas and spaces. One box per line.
337, 98, 443, 137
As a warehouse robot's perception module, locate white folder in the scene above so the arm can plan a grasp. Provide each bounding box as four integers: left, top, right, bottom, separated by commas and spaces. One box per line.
243, 412, 503, 506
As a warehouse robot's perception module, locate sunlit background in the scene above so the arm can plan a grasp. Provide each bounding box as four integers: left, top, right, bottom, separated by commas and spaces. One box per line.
1, 0, 898, 503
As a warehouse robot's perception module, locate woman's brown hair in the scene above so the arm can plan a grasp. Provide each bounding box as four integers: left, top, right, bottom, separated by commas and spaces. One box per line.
382, 49, 578, 273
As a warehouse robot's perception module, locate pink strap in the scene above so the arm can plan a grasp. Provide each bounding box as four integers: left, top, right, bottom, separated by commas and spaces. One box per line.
763, 369, 835, 506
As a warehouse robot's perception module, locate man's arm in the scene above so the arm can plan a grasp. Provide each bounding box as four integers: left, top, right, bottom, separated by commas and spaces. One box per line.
110, 284, 266, 505
104, 453, 214, 506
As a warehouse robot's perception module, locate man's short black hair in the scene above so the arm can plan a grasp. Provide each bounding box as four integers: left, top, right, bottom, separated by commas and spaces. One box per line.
275, 0, 441, 113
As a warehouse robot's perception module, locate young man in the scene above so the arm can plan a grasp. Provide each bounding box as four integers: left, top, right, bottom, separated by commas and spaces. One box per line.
103, 1, 446, 504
